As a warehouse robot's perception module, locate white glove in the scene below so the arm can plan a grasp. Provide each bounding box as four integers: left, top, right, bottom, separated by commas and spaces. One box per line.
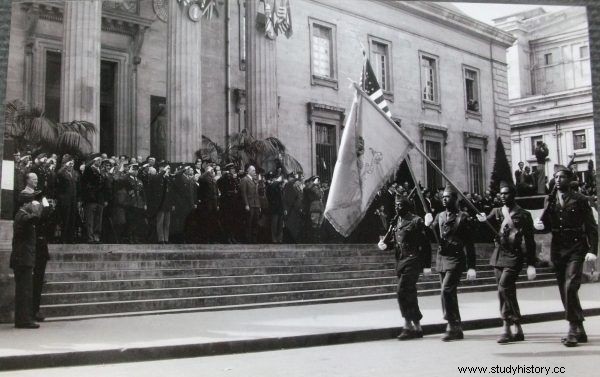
527, 265, 536, 281
466, 269, 476, 281
533, 218, 544, 231
377, 240, 387, 251
585, 253, 597, 263
476, 213, 486, 223
424, 213, 433, 227
423, 268, 432, 276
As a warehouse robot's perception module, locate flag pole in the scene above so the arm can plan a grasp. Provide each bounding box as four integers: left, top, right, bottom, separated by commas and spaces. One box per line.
405, 155, 440, 243
352, 83, 501, 238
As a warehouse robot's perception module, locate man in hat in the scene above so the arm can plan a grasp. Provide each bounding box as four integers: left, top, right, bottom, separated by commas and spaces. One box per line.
379, 195, 432, 340
283, 172, 304, 243
81, 155, 107, 243
425, 184, 477, 341
56, 155, 79, 243
303, 175, 325, 243
240, 165, 261, 243
10, 194, 43, 328
477, 182, 537, 343
534, 165, 598, 347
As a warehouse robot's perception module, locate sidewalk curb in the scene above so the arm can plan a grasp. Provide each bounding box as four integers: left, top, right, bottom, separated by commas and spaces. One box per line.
1, 308, 599, 371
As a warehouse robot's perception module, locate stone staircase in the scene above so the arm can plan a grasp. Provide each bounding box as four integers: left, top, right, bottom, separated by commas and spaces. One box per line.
39, 244, 557, 320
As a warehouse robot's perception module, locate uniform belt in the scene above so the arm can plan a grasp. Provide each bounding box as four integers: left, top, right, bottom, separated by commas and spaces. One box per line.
552, 228, 584, 233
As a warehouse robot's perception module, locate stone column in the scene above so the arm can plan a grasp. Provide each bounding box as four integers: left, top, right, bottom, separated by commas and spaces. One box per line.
167, 0, 202, 162
245, 0, 278, 139
60, 0, 102, 152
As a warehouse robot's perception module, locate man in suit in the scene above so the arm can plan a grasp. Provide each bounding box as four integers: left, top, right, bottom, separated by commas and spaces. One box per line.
81, 156, 106, 243
124, 164, 147, 243
10, 194, 43, 328
535, 165, 598, 347
425, 185, 477, 341
379, 196, 432, 340
240, 165, 261, 243
514, 161, 525, 186
477, 181, 537, 343
197, 164, 220, 243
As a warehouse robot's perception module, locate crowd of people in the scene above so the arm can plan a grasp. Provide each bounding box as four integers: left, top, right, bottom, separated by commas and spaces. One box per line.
12, 151, 329, 245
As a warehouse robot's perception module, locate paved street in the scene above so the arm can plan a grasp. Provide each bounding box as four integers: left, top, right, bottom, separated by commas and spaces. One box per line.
3, 316, 599, 377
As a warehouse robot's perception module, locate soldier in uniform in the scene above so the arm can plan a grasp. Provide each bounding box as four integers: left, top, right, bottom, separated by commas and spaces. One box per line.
534, 165, 598, 347
217, 163, 240, 243
378, 195, 432, 340
425, 185, 477, 341
477, 181, 537, 343
124, 164, 147, 243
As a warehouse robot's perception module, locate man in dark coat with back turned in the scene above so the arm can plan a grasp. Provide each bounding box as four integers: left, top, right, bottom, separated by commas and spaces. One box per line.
425, 184, 477, 341
379, 195, 432, 340
81, 156, 106, 243
535, 165, 598, 347
56, 155, 78, 243
477, 181, 537, 343
10, 194, 43, 328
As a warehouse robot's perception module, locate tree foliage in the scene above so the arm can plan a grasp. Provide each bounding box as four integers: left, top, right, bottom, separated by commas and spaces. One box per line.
489, 137, 514, 193
4, 99, 96, 157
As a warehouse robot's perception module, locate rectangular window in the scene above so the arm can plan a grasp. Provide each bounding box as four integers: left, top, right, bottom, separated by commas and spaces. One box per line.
531, 136, 543, 155
573, 130, 586, 150
370, 40, 390, 91
464, 68, 480, 113
468, 147, 484, 194
580, 45, 589, 59
544, 53, 553, 65
44, 51, 61, 123
425, 140, 443, 190
315, 123, 337, 184
309, 19, 337, 89
420, 54, 438, 104
312, 24, 332, 78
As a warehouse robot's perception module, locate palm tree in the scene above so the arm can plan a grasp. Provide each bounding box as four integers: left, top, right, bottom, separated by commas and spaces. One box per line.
195, 129, 303, 174
4, 99, 96, 157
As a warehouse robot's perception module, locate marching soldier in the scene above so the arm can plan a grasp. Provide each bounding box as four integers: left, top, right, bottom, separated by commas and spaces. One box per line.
425, 185, 477, 341
477, 181, 537, 343
378, 195, 432, 340
534, 165, 598, 347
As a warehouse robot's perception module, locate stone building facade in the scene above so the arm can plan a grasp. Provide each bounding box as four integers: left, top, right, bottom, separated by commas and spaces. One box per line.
495, 7, 594, 182
1, 0, 514, 217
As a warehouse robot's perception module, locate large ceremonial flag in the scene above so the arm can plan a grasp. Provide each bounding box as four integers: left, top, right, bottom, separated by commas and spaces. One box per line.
324, 85, 414, 237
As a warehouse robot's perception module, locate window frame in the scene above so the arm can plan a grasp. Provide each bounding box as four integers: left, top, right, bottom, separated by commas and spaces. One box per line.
572, 130, 587, 151
418, 51, 441, 111
463, 132, 488, 195
579, 45, 589, 60
420, 123, 448, 190
368, 35, 393, 101
544, 52, 553, 66
462, 65, 482, 119
308, 18, 338, 90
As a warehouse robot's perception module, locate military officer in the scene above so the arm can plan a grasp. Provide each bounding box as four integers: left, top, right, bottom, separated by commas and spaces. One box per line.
477, 181, 537, 343
534, 165, 598, 347
378, 196, 432, 340
425, 185, 477, 341
10, 194, 43, 328
217, 163, 241, 243
124, 164, 147, 243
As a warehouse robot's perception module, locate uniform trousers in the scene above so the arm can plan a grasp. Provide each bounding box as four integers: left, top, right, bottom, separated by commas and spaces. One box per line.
13, 266, 34, 325
439, 269, 463, 324
396, 264, 422, 321
494, 267, 521, 323
552, 254, 584, 323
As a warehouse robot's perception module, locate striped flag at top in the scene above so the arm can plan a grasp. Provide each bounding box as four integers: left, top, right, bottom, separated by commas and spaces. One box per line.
361, 58, 391, 118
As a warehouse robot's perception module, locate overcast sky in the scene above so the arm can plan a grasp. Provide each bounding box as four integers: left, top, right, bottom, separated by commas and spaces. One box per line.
451, 2, 573, 25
